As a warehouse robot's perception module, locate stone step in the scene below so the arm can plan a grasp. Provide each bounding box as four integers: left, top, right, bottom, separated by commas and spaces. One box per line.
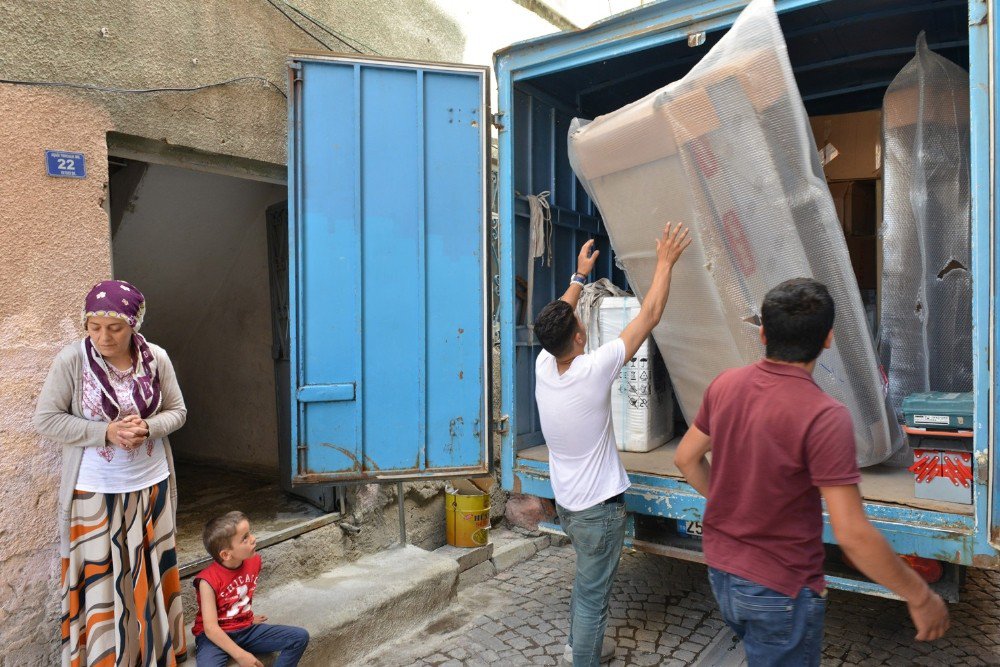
184, 544, 459, 666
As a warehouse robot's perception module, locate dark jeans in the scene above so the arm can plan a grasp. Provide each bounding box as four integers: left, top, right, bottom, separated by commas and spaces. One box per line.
195, 623, 309, 667
557, 497, 627, 667
708, 568, 826, 667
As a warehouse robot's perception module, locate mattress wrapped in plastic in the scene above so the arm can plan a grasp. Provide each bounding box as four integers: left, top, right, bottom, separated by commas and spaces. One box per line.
593, 297, 674, 453
567, 0, 901, 466
880, 34, 972, 416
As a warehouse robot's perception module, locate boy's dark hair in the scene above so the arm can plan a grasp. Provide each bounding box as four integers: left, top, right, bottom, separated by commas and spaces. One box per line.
203, 510, 248, 563
760, 278, 835, 363
534, 300, 579, 357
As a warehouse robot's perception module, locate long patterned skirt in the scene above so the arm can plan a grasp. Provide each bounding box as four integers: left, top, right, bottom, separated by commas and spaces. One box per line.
61, 478, 186, 666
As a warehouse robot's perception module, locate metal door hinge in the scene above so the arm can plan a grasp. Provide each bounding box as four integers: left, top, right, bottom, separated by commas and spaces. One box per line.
493, 414, 510, 435
492, 112, 505, 131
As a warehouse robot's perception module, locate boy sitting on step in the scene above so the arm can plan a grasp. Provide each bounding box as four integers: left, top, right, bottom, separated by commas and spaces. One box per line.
192, 511, 310, 667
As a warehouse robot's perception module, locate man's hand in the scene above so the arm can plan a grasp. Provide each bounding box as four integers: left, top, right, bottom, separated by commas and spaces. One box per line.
236, 651, 264, 667
907, 589, 950, 641
576, 239, 599, 277
253, 614, 269, 625
823, 485, 950, 642
655, 222, 691, 269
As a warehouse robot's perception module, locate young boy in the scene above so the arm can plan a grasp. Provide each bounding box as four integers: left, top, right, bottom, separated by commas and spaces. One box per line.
192, 511, 309, 667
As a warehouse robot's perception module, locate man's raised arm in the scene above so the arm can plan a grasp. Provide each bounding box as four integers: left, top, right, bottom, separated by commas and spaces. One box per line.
619, 222, 690, 361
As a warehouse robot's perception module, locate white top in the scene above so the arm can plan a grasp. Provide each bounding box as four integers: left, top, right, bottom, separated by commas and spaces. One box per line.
75, 361, 169, 494
76, 438, 169, 494
535, 337, 631, 511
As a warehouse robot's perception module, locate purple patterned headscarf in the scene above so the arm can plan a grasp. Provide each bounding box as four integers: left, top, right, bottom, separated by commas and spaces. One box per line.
83, 279, 146, 330
81, 280, 161, 420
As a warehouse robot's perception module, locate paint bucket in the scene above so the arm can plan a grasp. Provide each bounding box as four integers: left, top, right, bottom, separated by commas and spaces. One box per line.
446, 481, 491, 547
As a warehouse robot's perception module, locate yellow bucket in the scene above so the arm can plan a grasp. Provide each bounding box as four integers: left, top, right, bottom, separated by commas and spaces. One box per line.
446, 481, 491, 547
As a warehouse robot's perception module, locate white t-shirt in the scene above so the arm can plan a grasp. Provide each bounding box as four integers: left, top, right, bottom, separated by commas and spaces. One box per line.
76, 439, 170, 494
535, 337, 631, 511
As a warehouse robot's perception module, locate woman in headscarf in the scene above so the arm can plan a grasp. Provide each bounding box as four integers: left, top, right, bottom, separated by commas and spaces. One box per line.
34, 280, 187, 666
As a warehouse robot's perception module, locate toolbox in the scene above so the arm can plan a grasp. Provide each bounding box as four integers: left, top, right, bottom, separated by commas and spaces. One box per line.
902, 391, 973, 431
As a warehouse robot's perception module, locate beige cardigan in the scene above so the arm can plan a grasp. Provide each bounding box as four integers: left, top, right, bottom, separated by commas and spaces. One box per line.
33, 341, 187, 557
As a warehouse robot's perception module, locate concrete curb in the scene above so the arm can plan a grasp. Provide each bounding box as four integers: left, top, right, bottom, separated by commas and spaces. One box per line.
185, 545, 458, 666
185, 533, 563, 665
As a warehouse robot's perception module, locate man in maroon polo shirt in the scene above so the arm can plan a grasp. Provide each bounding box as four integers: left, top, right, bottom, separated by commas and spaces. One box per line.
675, 278, 948, 666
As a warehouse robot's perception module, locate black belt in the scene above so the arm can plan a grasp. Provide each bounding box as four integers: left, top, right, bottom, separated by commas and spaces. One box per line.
603, 493, 625, 505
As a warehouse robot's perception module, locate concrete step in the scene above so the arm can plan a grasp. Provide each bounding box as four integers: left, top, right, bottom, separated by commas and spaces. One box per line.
184, 544, 459, 666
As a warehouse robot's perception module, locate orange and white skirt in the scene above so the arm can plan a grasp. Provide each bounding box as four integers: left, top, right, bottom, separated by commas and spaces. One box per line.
61, 478, 186, 666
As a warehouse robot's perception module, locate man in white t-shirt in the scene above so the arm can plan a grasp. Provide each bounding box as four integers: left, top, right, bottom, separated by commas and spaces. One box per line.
534, 222, 690, 666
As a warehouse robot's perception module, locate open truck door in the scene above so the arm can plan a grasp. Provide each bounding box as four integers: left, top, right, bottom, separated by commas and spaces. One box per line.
286, 53, 492, 484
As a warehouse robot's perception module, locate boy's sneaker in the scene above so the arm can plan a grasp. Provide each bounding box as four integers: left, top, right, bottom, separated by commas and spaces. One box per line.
561, 637, 615, 664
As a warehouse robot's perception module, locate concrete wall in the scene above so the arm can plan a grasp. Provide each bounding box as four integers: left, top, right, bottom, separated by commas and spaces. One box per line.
112, 164, 287, 470
0, 85, 112, 666
0, 0, 556, 169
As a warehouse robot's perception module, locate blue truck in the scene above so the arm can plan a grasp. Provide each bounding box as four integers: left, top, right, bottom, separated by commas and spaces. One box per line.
285, 0, 998, 600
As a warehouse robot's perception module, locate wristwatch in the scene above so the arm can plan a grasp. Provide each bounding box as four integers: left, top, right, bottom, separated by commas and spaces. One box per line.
570, 272, 587, 287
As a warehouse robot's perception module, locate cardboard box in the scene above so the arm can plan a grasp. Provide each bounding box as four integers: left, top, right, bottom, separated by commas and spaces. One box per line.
828, 180, 877, 236
846, 235, 877, 290
810, 110, 882, 181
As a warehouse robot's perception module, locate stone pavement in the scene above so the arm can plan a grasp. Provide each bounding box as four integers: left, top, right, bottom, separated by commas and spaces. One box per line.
360, 540, 1000, 667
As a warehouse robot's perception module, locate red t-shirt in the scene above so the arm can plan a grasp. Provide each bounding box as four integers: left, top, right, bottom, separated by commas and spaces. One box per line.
191, 554, 261, 635
694, 360, 861, 597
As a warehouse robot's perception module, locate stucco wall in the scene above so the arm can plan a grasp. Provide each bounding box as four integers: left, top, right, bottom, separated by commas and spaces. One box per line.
112, 164, 287, 470
0, 0, 553, 169
0, 84, 112, 666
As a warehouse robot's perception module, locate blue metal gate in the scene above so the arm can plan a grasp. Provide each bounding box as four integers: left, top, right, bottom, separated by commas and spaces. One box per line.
287, 53, 491, 483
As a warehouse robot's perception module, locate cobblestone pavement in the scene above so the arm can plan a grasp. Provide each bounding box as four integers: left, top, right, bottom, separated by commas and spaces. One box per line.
362, 541, 1000, 667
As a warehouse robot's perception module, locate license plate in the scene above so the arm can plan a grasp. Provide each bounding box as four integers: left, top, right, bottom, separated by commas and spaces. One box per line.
677, 520, 703, 537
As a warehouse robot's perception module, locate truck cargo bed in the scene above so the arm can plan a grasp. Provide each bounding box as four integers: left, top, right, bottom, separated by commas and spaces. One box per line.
517, 441, 973, 516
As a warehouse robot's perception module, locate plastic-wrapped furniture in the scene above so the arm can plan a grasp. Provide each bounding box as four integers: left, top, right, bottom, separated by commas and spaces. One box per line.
596, 297, 674, 453
881, 34, 973, 417
568, 0, 901, 466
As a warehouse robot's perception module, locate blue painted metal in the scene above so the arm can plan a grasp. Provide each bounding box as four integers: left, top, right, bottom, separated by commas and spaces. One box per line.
495, 0, 1000, 595
296, 383, 356, 402
287, 54, 491, 483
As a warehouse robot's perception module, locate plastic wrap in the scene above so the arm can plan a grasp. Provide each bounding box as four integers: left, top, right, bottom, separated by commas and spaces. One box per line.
881, 34, 972, 416
588, 297, 674, 453
567, 0, 901, 466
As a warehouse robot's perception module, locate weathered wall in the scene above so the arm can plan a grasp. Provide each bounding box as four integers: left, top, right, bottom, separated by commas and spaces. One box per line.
0, 0, 467, 166
0, 0, 553, 169
0, 84, 112, 666
112, 164, 287, 470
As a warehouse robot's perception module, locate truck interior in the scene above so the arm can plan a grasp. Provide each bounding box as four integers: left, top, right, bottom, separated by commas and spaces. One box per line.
510, 0, 974, 516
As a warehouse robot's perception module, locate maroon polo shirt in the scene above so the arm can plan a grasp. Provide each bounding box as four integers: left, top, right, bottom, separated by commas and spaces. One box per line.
694, 359, 861, 597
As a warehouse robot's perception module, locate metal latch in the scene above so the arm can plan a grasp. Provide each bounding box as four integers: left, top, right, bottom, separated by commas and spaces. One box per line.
688, 31, 706, 47
492, 112, 505, 131
493, 414, 510, 435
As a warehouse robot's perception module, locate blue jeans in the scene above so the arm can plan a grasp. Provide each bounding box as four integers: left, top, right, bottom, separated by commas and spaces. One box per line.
557, 498, 627, 667
707, 568, 826, 667
195, 623, 309, 666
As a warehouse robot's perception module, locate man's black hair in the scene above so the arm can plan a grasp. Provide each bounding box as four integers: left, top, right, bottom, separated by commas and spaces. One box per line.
535, 300, 579, 357
760, 278, 835, 363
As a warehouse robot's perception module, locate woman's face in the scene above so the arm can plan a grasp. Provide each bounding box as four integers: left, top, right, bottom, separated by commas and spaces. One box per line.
86, 317, 133, 361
